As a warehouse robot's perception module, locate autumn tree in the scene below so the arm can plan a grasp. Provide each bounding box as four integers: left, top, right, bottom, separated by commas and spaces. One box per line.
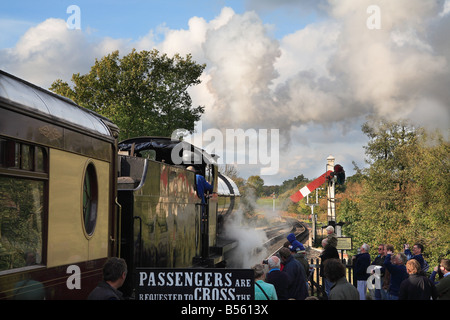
339, 119, 449, 265
401, 130, 450, 262
50, 49, 205, 140
246, 175, 265, 197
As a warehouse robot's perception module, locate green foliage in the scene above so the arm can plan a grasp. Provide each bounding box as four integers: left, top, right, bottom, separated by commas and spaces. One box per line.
246, 175, 265, 197
339, 119, 449, 265
261, 175, 309, 197
50, 49, 206, 140
0, 178, 43, 271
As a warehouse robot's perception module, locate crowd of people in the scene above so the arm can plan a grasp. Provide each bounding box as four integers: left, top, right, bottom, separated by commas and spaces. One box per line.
352, 242, 450, 301
252, 232, 311, 300
251, 226, 450, 300
87, 227, 449, 301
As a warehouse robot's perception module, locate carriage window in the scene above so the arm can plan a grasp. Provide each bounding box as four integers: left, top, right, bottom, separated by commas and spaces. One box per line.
0, 138, 47, 273
82, 163, 98, 237
14, 143, 20, 168
21, 144, 34, 171
36, 147, 46, 173
0, 177, 44, 273
0, 138, 48, 173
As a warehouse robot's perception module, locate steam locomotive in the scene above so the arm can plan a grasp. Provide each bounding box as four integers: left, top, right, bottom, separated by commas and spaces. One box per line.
0, 70, 240, 299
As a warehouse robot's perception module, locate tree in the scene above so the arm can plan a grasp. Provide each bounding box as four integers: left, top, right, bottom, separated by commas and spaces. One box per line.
280, 174, 308, 195
401, 130, 450, 262
50, 49, 206, 140
339, 119, 449, 265
246, 175, 265, 197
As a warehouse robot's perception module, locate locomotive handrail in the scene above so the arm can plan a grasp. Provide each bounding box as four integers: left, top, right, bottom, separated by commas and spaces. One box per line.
115, 197, 122, 258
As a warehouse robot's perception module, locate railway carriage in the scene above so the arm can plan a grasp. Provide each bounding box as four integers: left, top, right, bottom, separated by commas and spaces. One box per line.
0, 70, 240, 299
0, 70, 119, 299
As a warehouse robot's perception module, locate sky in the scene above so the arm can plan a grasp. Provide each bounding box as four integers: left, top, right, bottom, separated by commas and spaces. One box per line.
1, 0, 449, 186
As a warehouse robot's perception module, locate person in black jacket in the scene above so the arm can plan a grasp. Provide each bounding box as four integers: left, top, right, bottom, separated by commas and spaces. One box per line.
370, 244, 386, 300
319, 238, 339, 297
353, 243, 371, 300
265, 255, 291, 300
88, 257, 127, 300
399, 259, 437, 300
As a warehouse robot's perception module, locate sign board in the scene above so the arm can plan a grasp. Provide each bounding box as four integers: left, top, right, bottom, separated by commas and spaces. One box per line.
336, 237, 352, 250
136, 268, 254, 300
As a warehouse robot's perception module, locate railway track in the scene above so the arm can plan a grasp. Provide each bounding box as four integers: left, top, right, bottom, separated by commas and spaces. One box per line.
262, 219, 309, 259
224, 218, 310, 268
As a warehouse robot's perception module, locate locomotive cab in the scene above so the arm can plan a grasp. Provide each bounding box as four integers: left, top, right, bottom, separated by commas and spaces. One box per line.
116, 137, 238, 298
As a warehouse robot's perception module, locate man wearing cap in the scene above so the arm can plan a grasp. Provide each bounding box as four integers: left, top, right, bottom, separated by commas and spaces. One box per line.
286, 234, 310, 278
287, 233, 305, 252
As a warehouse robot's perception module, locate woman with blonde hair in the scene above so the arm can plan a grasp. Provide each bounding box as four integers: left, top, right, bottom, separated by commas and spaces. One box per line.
399, 259, 437, 300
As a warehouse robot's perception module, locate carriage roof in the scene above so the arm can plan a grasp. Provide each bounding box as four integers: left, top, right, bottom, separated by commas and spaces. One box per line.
0, 70, 115, 137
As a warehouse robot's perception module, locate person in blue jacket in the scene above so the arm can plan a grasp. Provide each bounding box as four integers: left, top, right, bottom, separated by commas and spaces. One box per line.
187, 166, 213, 239
383, 250, 408, 300
404, 243, 427, 271
187, 166, 213, 204
279, 247, 308, 300
287, 233, 305, 252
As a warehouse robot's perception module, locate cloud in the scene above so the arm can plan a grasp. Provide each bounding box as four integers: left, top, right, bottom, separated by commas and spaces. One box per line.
0, 18, 133, 88
188, 1, 449, 143
1, 1, 448, 183
324, 0, 449, 130
191, 1, 448, 182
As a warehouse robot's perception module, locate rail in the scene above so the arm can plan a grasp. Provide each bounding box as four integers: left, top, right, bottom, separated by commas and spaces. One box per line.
260, 220, 356, 299
263, 220, 308, 258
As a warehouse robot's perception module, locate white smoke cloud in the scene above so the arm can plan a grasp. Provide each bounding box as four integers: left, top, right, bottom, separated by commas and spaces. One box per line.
324, 0, 449, 130
189, 1, 449, 144
1, 1, 449, 183
201, 10, 281, 129
223, 207, 269, 268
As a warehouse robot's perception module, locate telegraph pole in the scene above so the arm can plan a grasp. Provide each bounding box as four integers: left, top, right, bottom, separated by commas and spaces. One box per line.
272, 192, 276, 212
327, 155, 336, 225
306, 189, 321, 244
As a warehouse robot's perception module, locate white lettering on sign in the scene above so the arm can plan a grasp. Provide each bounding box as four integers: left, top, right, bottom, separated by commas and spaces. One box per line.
137, 269, 253, 300
139, 271, 234, 287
